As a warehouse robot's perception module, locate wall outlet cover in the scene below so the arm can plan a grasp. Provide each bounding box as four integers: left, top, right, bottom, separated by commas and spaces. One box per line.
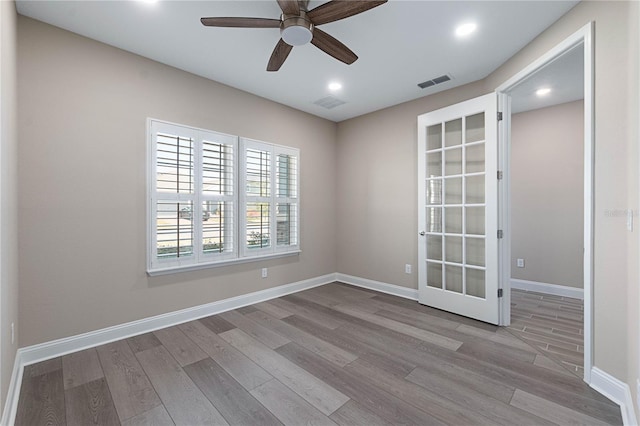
261, 268, 268, 278
405, 264, 412, 274
517, 258, 525, 268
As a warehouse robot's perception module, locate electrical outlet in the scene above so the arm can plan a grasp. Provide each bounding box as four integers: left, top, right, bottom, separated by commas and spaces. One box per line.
517, 258, 525, 268
261, 268, 268, 278
405, 264, 412, 274
11, 323, 14, 344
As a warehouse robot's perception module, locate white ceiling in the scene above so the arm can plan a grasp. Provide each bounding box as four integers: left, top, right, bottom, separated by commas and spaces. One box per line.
510, 42, 584, 113
16, 0, 579, 122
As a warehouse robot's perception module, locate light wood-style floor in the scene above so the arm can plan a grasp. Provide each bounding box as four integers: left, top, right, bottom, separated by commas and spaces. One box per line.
15, 282, 620, 425
509, 288, 584, 377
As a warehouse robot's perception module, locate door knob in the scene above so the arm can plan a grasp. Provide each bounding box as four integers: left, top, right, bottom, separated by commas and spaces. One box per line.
419, 231, 426, 236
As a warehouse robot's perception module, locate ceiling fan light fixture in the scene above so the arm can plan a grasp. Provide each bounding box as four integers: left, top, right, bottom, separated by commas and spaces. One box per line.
281, 14, 313, 46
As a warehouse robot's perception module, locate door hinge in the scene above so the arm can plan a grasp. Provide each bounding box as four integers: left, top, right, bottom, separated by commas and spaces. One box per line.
497, 171, 503, 180
498, 288, 503, 298
497, 111, 503, 121
497, 230, 504, 239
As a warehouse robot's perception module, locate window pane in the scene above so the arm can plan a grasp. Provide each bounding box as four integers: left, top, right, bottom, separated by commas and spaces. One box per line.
444, 148, 462, 176
156, 133, 194, 194
156, 201, 194, 259
427, 262, 443, 288
277, 154, 298, 198
466, 112, 485, 143
426, 179, 442, 205
202, 201, 233, 254
445, 118, 462, 147
246, 202, 271, 249
202, 141, 233, 196
246, 149, 270, 197
445, 265, 463, 293
466, 268, 486, 298
277, 203, 297, 246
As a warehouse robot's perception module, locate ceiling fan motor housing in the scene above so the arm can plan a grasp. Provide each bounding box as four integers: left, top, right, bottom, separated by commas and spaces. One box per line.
280, 12, 313, 46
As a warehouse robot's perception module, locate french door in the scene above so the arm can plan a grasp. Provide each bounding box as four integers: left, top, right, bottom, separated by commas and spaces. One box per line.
417, 93, 499, 324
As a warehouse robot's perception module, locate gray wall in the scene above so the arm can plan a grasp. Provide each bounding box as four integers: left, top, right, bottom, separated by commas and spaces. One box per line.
511, 101, 584, 288
17, 16, 338, 347
0, 0, 19, 412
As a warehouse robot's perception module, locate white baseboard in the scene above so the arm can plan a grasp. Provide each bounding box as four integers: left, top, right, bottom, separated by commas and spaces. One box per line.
590, 367, 638, 426
510, 278, 584, 300
335, 273, 419, 300
0, 273, 335, 426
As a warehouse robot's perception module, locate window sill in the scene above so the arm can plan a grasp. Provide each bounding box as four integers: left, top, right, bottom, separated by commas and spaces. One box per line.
147, 250, 301, 276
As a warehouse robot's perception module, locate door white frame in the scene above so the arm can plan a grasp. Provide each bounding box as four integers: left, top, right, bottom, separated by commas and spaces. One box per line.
495, 22, 594, 383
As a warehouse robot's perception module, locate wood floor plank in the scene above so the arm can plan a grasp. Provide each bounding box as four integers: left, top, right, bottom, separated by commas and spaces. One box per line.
253, 301, 294, 319
199, 314, 236, 334
15, 369, 66, 426
246, 310, 358, 367
153, 325, 208, 367
533, 354, 576, 377
220, 309, 291, 349
62, 348, 104, 390
23, 357, 62, 378
220, 328, 349, 416
126, 332, 162, 354
251, 379, 338, 426
95, 339, 162, 421
404, 366, 553, 426
178, 319, 273, 390
510, 388, 613, 426
120, 405, 175, 426
276, 341, 447, 426
184, 357, 282, 426
135, 345, 229, 425
333, 304, 463, 351
64, 377, 120, 426
345, 358, 499, 425
329, 400, 392, 426
456, 339, 536, 365
269, 297, 345, 329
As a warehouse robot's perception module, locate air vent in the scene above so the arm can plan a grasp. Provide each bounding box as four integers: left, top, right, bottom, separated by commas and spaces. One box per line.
418, 74, 452, 89
313, 96, 346, 109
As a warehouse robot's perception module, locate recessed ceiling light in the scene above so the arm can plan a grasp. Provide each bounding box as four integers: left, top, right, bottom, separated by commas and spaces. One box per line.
536, 87, 552, 96
455, 22, 477, 37
328, 82, 342, 91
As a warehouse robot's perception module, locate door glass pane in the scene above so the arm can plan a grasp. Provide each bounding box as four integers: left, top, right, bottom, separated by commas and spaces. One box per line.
427, 262, 443, 288
444, 148, 462, 176
466, 175, 485, 204
426, 179, 442, 205
444, 178, 462, 204
427, 124, 442, 150
427, 152, 442, 177
466, 268, 485, 298
445, 265, 463, 293
445, 236, 462, 263
445, 118, 462, 147
427, 235, 442, 261
427, 207, 442, 233
466, 112, 485, 143
445, 207, 462, 234
466, 143, 484, 173
466, 237, 485, 267
466, 206, 485, 235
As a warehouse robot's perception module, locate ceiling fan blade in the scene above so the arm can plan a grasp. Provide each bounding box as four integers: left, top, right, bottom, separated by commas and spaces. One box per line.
311, 28, 357, 65
267, 39, 294, 71
307, 0, 387, 26
200, 17, 281, 28
277, 0, 300, 16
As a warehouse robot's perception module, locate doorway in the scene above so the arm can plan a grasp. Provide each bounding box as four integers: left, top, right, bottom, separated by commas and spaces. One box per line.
496, 23, 594, 382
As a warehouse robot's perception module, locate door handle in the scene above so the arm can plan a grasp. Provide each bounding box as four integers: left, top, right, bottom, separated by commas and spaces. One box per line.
419, 231, 426, 236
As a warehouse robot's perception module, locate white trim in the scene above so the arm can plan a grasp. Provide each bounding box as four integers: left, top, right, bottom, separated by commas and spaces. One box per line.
496, 22, 594, 384
335, 273, 419, 300
590, 367, 638, 426
0, 273, 335, 426
510, 278, 584, 300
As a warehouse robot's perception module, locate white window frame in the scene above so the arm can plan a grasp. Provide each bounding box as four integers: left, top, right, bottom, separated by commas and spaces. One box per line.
147, 119, 300, 275
240, 138, 300, 259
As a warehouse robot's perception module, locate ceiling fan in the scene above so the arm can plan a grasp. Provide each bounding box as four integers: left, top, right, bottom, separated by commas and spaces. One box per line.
201, 0, 387, 71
